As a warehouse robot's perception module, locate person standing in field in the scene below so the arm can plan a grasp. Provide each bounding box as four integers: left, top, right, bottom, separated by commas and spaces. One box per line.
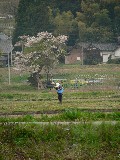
55, 82, 64, 104
74, 78, 78, 89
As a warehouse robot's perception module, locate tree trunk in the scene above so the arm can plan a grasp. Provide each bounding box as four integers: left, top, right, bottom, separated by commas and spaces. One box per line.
38, 80, 44, 90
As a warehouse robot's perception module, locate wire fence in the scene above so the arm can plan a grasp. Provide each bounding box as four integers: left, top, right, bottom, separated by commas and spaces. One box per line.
53, 75, 120, 91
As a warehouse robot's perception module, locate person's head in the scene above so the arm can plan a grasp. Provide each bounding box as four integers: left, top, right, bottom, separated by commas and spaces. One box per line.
58, 85, 62, 90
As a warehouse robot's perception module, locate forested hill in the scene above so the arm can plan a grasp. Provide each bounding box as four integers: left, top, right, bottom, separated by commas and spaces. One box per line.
0, 0, 19, 16
0, 0, 19, 35
13, 0, 120, 45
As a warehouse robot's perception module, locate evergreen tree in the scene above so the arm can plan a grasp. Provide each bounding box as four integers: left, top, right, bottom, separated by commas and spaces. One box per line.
53, 11, 79, 45
13, 0, 81, 44
13, 0, 52, 44
13, 0, 120, 44
54, 0, 81, 15
76, 1, 114, 42
100, 0, 120, 40
84, 48, 103, 65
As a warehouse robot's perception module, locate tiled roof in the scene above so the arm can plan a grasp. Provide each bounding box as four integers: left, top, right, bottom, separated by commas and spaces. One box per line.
0, 33, 13, 54
78, 42, 118, 51
0, 33, 9, 40
92, 43, 118, 51
77, 42, 90, 48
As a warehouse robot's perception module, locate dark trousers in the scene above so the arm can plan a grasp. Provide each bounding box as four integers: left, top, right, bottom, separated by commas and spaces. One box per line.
58, 93, 62, 103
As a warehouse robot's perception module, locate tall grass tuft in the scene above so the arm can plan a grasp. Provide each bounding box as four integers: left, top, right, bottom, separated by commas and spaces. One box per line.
0, 123, 120, 159
62, 108, 82, 121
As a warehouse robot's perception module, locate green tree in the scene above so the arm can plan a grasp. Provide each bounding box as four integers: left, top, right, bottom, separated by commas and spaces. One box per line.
53, 0, 81, 15
13, 0, 81, 45
100, 0, 120, 40
13, 0, 51, 44
76, 1, 113, 42
84, 48, 102, 65
53, 11, 78, 45
114, 6, 120, 37
13, 0, 120, 45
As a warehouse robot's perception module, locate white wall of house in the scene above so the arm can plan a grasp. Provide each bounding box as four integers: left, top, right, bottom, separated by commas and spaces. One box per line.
100, 51, 111, 63
114, 48, 120, 58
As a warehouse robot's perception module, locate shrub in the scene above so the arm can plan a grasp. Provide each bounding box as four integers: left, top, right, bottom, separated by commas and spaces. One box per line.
108, 56, 120, 64
84, 50, 102, 65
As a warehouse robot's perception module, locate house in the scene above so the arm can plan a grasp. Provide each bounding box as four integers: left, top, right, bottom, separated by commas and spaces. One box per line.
65, 46, 82, 64
65, 41, 120, 64
0, 33, 13, 66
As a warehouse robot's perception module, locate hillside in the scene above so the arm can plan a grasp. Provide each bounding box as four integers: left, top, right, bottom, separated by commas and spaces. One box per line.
0, 0, 19, 36
0, 0, 19, 16
13, 0, 120, 44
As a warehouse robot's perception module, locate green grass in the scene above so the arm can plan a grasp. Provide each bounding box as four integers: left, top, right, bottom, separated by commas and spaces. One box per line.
0, 64, 120, 92
0, 111, 120, 122
0, 123, 120, 160
0, 64, 120, 159
0, 90, 120, 114
0, 90, 119, 100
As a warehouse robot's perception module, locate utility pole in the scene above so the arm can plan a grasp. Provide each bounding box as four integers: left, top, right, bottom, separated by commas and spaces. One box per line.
81, 46, 83, 66
8, 51, 11, 85
8, 25, 14, 85
10, 29, 13, 66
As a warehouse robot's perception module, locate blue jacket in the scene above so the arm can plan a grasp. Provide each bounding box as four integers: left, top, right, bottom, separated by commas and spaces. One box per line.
57, 87, 64, 94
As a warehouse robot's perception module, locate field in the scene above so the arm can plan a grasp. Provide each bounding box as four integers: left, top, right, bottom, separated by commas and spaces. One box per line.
0, 64, 120, 159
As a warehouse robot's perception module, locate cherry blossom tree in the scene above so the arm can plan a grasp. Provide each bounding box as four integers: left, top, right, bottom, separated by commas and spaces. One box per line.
14, 32, 67, 89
